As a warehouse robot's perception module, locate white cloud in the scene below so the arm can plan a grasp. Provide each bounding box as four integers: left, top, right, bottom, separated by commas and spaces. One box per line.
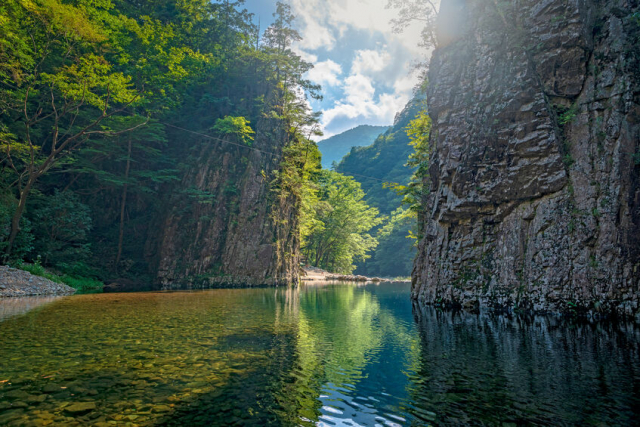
290, 0, 336, 51
298, 20, 336, 50
284, 0, 429, 137
319, 72, 412, 133
306, 60, 343, 87
351, 49, 391, 75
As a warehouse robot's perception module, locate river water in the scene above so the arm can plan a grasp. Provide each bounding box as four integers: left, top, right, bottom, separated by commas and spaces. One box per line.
0, 282, 639, 426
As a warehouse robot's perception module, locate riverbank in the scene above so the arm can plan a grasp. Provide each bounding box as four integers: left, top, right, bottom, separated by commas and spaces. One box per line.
302, 266, 410, 283
0, 266, 76, 297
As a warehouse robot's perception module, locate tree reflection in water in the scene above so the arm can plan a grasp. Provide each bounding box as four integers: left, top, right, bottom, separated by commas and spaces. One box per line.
0, 284, 639, 426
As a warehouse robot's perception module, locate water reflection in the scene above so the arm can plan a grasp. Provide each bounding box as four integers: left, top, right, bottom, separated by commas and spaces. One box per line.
0, 284, 639, 426
0, 296, 65, 322
408, 304, 640, 426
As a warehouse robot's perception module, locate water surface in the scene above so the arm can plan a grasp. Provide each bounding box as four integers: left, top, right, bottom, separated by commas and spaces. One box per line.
0, 283, 639, 426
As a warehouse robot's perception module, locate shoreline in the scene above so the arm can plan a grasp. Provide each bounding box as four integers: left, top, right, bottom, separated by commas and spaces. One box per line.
0, 266, 76, 298
301, 266, 410, 284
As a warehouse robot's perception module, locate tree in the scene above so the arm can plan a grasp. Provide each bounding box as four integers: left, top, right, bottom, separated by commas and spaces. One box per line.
212, 116, 255, 146
0, 0, 146, 259
385, 0, 439, 51
30, 190, 92, 266
302, 171, 383, 274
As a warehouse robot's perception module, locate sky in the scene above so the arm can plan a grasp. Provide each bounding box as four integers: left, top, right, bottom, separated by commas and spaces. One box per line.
242, 0, 426, 140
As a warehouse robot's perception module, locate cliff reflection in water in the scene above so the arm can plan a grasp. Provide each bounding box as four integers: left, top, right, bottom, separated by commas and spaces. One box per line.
409, 304, 640, 425
0, 283, 639, 426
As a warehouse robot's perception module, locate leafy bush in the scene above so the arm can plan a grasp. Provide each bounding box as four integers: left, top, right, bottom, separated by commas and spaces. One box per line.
59, 275, 103, 292
211, 116, 255, 146
13, 259, 103, 291
15, 259, 61, 283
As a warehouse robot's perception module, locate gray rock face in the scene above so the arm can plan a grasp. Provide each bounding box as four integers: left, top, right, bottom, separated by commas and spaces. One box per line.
413, 0, 640, 317
147, 112, 300, 289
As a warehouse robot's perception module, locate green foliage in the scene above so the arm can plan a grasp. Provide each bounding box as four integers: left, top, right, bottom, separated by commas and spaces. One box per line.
58, 274, 104, 292
556, 104, 579, 126
212, 116, 255, 146
402, 107, 432, 214
14, 259, 61, 283
1, 0, 326, 283
0, 193, 34, 260
29, 190, 93, 266
359, 207, 415, 277
14, 259, 103, 291
302, 170, 383, 274
336, 98, 426, 277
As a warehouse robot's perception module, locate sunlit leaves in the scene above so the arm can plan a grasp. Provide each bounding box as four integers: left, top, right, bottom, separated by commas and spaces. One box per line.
41, 54, 137, 109
212, 116, 255, 146
302, 171, 383, 274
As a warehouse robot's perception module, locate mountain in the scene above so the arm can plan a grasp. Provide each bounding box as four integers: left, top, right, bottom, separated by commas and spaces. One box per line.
317, 125, 390, 168
336, 99, 423, 277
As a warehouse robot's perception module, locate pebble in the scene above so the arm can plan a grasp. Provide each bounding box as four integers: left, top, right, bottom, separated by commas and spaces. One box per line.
64, 402, 96, 414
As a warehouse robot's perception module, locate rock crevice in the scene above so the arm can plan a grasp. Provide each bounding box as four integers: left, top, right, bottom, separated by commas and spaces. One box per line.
413, 0, 640, 317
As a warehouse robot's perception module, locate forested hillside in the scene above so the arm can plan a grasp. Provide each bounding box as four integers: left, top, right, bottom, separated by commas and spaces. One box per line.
337, 97, 424, 277
0, 0, 321, 289
317, 125, 389, 168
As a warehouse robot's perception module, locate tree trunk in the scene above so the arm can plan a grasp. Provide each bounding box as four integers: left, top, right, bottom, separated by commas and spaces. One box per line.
4, 177, 37, 261
115, 136, 132, 274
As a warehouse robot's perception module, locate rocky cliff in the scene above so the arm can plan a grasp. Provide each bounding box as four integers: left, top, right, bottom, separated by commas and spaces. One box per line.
413, 0, 640, 317
146, 114, 300, 289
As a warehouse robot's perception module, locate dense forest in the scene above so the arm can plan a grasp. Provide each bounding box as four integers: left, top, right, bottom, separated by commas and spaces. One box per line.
317, 125, 389, 169
0, 0, 426, 288
0, 0, 316, 288
337, 96, 428, 277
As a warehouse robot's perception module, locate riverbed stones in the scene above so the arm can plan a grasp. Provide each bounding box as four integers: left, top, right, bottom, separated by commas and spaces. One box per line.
63, 402, 96, 415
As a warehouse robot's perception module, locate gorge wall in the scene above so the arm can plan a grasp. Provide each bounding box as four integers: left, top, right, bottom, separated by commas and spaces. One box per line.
146, 114, 300, 289
413, 0, 640, 317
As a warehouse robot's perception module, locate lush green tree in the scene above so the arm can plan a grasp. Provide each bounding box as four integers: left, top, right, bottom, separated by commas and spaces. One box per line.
0, 0, 148, 259
391, 105, 432, 219
302, 171, 383, 274
0, 0, 327, 284
212, 116, 255, 146
336, 98, 425, 277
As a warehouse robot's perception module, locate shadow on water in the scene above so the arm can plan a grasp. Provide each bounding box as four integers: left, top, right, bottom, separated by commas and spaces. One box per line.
408, 303, 640, 426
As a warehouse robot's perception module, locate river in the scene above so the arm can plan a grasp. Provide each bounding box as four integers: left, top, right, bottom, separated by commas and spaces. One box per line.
0, 282, 639, 426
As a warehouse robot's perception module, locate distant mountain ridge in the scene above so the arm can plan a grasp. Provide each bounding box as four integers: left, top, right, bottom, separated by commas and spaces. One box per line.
336, 97, 423, 277
317, 125, 390, 168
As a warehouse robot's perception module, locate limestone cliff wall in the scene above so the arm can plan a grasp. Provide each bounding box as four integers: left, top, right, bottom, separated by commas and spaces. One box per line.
413, 0, 640, 317
146, 115, 300, 289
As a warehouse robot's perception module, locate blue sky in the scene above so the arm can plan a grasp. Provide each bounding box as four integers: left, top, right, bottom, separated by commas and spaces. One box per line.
242, 0, 425, 139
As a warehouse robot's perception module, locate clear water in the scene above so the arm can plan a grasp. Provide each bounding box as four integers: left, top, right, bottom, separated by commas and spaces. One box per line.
0, 283, 639, 426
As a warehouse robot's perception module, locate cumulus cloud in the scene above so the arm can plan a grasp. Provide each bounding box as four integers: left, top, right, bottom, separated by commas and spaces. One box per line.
306, 60, 343, 87
351, 49, 391, 75
281, 0, 427, 137
320, 71, 412, 132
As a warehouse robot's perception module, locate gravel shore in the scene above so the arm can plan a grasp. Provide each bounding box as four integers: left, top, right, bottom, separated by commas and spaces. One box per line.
301, 266, 410, 283
0, 266, 76, 297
